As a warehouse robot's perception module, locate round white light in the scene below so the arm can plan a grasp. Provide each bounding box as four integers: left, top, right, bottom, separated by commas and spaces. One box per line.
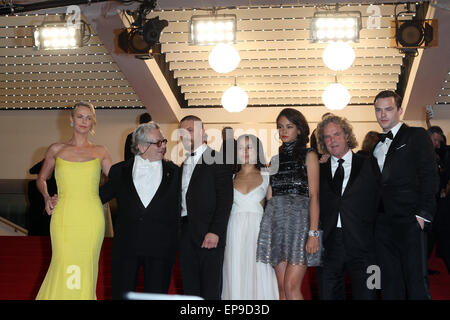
322, 42, 355, 71
326, 29, 335, 39
221, 85, 248, 112
225, 32, 234, 41
215, 22, 224, 31
336, 29, 345, 39
208, 43, 240, 73
315, 18, 326, 28
345, 29, 355, 39
322, 83, 351, 110
225, 21, 234, 30
345, 18, 355, 27
68, 27, 76, 37
317, 30, 326, 39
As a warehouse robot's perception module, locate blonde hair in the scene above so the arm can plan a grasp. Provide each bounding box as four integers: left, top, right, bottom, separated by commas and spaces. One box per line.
71, 101, 96, 135
316, 115, 358, 155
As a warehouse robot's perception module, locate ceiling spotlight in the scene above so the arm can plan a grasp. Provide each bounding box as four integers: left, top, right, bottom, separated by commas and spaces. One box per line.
310, 12, 361, 43
142, 16, 168, 46
391, 4, 438, 54
116, 16, 168, 55
189, 14, 236, 45
394, 20, 436, 49
33, 22, 83, 50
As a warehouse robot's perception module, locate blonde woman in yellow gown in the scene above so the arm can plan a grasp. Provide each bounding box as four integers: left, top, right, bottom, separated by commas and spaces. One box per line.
35, 101, 112, 300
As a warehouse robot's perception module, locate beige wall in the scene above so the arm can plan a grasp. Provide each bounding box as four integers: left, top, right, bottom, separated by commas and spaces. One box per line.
0, 109, 179, 179
1, 105, 449, 180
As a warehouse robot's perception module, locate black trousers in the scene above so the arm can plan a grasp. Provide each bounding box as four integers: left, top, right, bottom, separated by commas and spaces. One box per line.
375, 217, 431, 300
178, 217, 224, 300
319, 228, 377, 300
111, 254, 174, 300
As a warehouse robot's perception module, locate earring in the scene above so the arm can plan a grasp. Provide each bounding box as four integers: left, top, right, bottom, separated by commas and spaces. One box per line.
70, 122, 74, 127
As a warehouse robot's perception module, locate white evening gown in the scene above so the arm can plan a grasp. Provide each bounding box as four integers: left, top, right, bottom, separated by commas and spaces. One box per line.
222, 174, 279, 300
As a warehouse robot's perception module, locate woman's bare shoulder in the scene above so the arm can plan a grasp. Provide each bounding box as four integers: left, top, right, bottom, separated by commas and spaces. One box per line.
92, 144, 110, 158
47, 142, 67, 156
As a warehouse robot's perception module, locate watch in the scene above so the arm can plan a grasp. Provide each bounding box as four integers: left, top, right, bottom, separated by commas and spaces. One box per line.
308, 230, 319, 237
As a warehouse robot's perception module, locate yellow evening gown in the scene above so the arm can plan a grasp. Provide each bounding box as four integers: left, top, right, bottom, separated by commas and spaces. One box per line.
36, 157, 105, 300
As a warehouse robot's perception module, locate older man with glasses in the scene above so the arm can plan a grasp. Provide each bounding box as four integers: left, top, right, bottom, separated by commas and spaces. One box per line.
100, 122, 180, 299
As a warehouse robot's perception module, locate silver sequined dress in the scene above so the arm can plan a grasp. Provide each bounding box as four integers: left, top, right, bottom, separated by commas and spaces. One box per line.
256, 140, 312, 266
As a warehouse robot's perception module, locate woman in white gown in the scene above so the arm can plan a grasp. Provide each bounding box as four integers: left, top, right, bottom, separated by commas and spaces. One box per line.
222, 134, 279, 300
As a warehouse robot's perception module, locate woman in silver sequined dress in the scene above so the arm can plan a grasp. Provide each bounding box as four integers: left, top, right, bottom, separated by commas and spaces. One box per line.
256, 108, 320, 300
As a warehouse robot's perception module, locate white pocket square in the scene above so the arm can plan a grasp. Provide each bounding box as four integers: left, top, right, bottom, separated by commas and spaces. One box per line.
396, 144, 406, 150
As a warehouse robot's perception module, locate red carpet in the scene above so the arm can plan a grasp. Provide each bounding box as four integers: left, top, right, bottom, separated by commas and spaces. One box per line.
0, 236, 448, 300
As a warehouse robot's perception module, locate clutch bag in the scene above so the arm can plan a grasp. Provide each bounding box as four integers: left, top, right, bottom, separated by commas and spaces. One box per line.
306, 230, 324, 267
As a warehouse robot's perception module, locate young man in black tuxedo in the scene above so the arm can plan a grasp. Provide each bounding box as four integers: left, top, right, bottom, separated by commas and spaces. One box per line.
178, 115, 233, 300
316, 115, 378, 300
372, 90, 439, 299
100, 122, 179, 299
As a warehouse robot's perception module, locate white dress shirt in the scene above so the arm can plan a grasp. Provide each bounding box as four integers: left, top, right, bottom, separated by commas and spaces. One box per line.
373, 122, 403, 172
331, 149, 353, 228
181, 144, 207, 217
132, 155, 162, 208
373, 122, 429, 222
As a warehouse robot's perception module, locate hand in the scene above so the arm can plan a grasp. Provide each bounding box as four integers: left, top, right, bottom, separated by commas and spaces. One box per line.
306, 236, 319, 254
319, 153, 330, 164
425, 109, 433, 120
416, 216, 425, 230
44, 194, 58, 215
201, 233, 219, 249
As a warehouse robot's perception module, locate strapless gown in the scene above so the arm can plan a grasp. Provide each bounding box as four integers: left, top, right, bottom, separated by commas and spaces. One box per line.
36, 157, 105, 300
222, 174, 279, 300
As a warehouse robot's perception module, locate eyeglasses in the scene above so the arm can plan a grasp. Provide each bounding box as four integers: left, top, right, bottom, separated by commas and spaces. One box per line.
146, 138, 168, 147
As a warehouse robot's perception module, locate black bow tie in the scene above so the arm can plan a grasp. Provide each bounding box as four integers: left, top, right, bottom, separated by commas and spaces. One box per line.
378, 131, 393, 142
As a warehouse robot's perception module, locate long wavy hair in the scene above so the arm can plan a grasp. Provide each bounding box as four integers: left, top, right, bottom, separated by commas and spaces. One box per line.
316, 115, 358, 155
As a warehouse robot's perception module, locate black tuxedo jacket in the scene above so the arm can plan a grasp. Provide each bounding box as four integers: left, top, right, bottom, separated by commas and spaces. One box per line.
319, 152, 379, 258
124, 132, 133, 161
100, 158, 180, 262
181, 147, 233, 248
372, 124, 439, 223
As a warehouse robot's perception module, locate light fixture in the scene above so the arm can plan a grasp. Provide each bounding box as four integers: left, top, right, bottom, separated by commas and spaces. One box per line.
116, 16, 168, 56
208, 43, 240, 73
394, 20, 437, 49
189, 14, 236, 45
310, 11, 361, 43
322, 82, 351, 110
33, 22, 83, 50
322, 42, 355, 71
222, 79, 248, 112
391, 4, 437, 55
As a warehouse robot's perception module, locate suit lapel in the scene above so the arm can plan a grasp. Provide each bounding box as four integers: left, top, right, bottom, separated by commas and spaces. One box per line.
343, 152, 362, 196
125, 159, 146, 210
386, 123, 408, 158
382, 123, 408, 179
187, 146, 212, 193
147, 161, 172, 208
323, 159, 336, 195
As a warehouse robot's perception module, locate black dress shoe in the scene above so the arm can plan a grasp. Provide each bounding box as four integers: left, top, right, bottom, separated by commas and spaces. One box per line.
428, 269, 440, 275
